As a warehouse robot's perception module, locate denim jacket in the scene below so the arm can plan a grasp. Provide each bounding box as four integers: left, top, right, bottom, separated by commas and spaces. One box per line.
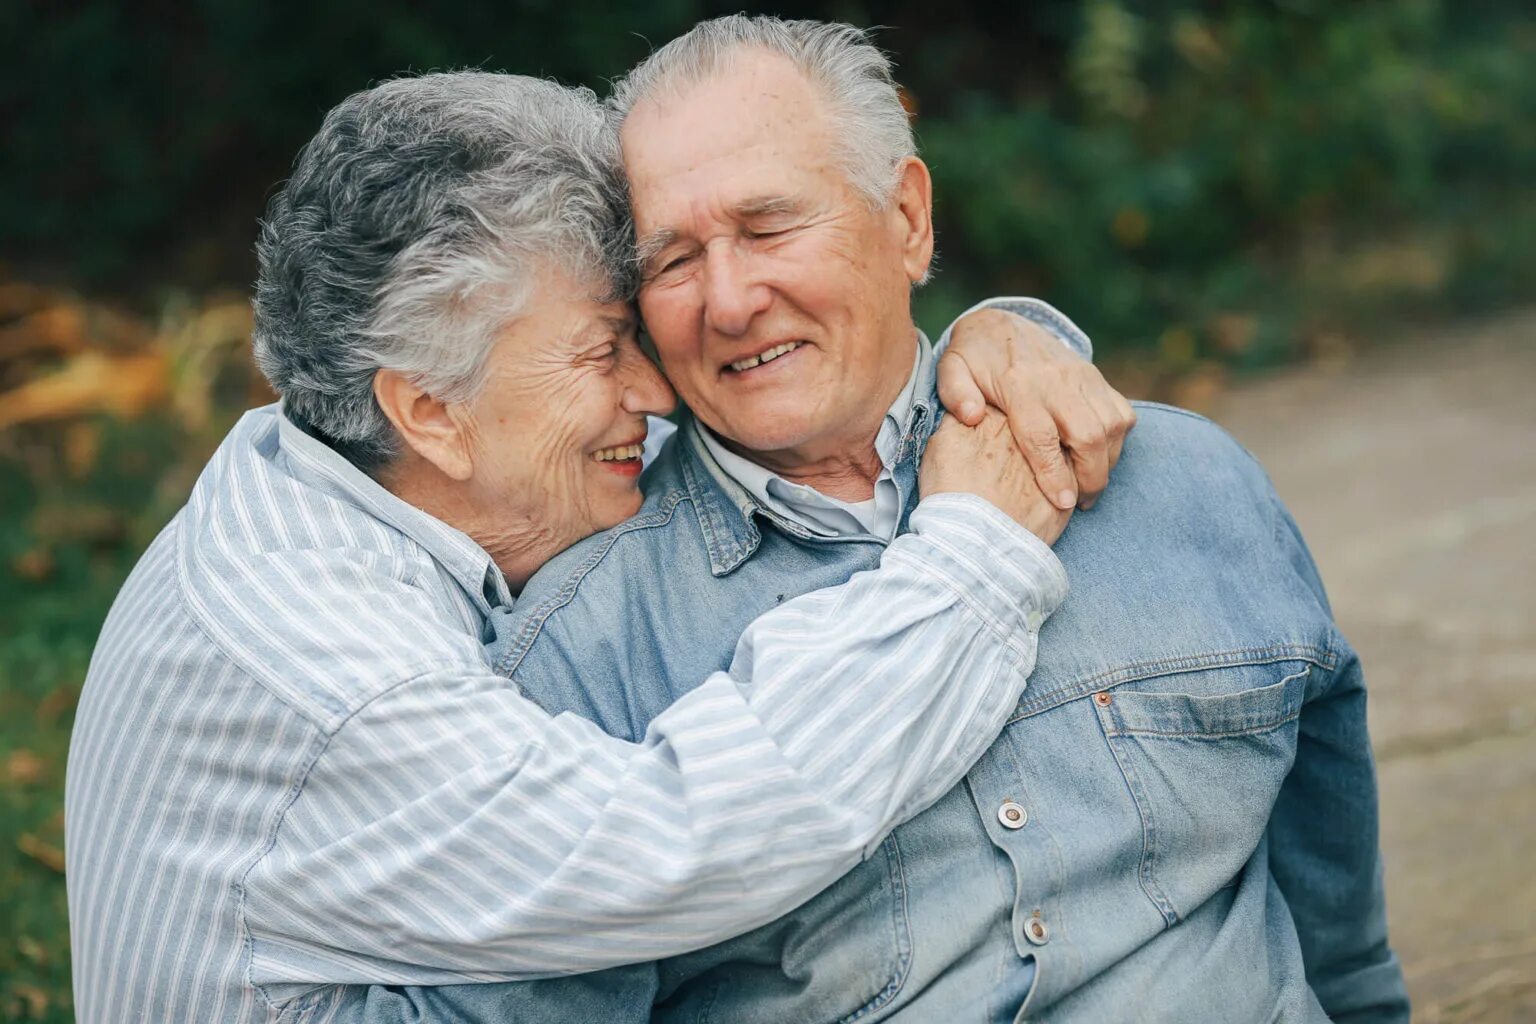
354, 385, 1408, 1023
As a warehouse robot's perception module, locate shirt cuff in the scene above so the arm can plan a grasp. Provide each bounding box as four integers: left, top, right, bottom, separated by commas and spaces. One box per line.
940, 296, 1094, 362
893, 492, 1069, 645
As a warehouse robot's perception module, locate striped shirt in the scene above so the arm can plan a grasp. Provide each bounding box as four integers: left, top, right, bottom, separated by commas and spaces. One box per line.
64, 402, 1068, 1022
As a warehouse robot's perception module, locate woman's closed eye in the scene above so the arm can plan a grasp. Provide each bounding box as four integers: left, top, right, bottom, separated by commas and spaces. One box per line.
577, 342, 619, 369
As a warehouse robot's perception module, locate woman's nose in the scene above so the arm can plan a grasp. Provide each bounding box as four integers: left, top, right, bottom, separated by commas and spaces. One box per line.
621, 347, 677, 417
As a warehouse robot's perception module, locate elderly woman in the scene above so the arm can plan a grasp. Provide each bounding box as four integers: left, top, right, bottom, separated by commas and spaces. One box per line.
64, 72, 1126, 1022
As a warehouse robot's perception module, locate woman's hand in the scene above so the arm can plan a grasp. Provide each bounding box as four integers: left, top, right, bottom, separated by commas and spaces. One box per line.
920, 409, 1073, 546
938, 307, 1136, 511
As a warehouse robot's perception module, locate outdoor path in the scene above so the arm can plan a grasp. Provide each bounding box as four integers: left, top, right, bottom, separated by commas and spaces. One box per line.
1206, 310, 1536, 1023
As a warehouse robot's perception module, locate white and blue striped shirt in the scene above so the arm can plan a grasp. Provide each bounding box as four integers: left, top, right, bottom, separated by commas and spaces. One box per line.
64, 402, 1067, 1022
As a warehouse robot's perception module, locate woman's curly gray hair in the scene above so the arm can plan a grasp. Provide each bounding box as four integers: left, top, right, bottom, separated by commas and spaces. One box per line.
252, 72, 632, 471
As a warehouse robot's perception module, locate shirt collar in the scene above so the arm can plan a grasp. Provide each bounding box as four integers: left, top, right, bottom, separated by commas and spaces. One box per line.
680, 330, 940, 572
274, 404, 513, 614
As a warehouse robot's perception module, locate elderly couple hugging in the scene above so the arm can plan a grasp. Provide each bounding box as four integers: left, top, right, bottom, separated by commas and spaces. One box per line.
66, 14, 1407, 1024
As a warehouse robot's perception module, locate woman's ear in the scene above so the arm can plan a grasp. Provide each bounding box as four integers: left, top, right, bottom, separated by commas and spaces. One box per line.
373, 370, 475, 481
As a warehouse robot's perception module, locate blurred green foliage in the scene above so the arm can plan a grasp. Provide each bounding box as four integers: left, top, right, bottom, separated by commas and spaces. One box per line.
1, 2, 1534, 1020
915, 0, 1536, 364
0, 410, 234, 1020
4, 1, 1533, 353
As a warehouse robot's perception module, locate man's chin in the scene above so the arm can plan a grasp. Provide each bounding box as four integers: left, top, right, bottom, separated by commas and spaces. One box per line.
705, 414, 828, 458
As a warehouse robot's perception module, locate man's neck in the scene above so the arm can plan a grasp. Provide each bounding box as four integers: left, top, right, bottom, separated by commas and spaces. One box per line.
739, 438, 885, 502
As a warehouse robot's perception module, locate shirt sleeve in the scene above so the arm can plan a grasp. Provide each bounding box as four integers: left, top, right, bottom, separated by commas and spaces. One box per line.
1264, 504, 1410, 1022
938, 296, 1094, 361
243, 493, 1068, 989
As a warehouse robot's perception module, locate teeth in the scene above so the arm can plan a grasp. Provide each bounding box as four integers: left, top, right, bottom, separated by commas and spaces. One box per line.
730, 340, 803, 373
592, 443, 644, 463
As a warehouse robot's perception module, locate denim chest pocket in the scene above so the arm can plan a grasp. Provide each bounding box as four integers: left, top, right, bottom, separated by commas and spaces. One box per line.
1093, 661, 1312, 925
656, 835, 912, 1024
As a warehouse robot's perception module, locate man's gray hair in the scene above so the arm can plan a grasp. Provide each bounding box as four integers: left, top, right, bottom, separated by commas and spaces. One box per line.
610, 15, 917, 207
253, 72, 631, 471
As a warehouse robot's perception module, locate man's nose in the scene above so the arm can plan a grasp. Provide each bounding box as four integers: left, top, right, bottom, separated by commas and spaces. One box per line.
702, 242, 770, 337
620, 344, 677, 418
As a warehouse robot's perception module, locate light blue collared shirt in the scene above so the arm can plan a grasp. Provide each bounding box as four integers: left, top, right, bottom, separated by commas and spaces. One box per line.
698, 337, 926, 541
694, 297, 1093, 542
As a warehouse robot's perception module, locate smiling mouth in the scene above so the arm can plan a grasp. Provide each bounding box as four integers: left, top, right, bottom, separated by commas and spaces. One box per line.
726, 340, 806, 373
590, 442, 645, 464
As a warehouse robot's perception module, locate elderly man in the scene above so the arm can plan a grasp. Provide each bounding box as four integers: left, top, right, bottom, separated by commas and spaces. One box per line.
63, 70, 1133, 1021
375, 15, 1410, 1024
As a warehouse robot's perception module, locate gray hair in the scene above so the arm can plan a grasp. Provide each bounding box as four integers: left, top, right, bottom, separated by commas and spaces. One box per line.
609, 15, 917, 208
252, 72, 632, 471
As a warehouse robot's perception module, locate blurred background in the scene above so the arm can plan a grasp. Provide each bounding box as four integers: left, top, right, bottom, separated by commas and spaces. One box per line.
1, 1, 1532, 1021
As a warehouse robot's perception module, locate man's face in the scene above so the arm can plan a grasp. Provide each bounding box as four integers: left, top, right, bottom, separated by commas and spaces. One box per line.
623, 51, 933, 463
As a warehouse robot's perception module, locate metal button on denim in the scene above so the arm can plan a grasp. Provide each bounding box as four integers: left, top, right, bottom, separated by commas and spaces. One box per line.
1024, 916, 1051, 945
998, 800, 1028, 829
1093, 691, 1113, 707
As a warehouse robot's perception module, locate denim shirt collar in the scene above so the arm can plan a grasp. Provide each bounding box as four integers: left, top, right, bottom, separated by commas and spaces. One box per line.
677, 329, 940, 576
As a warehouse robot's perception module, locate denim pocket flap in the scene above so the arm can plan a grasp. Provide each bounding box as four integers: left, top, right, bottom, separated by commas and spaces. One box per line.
1100, 665, 1310, 740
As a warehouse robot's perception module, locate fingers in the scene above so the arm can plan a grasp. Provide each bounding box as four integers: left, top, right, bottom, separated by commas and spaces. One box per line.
1007, 400, 1077, 511
1056, 386, 1111, 509
1086, 388, 1136, 506
1096, 389, 1135, 473
1065, 367, 1136, 510
935, 350, 987, 425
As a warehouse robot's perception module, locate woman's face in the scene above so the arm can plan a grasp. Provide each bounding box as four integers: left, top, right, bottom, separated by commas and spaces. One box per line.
458, 269, 675, 580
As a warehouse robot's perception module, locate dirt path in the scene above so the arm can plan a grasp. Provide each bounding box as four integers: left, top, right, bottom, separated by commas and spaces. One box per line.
1207, 310, 1536, 1022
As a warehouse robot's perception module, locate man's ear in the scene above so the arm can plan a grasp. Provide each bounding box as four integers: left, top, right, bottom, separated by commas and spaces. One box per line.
373, 369, 475, 481
891, 156, 935, 284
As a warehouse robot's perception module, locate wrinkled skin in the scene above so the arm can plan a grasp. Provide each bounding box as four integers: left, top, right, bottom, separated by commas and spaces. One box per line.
623, 49, 1134, 510
379, 268, 675, 589
624, 50, 938, 500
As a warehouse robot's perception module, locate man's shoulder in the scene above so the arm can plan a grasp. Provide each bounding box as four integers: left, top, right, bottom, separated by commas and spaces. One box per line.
1124, 401, 1266, 472
1107, 401, 1280, 510
496, 471, 710, 674
1029, 401, 1339, 704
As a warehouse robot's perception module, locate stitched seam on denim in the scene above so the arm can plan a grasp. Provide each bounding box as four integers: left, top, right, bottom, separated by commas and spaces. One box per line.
1097, 708, 1180, 927
1100, 665, 1312, 739
1106, 708, 1304, 740
492, 491, 689, 678
1311, 627, 1357, 706
680, 431, 759, 573
1006, 644, 1335, 724
1016, 951, 1043, 1018
969, 770, 1015, 1024
837, 836, 915, 1024
992, 714, 1078, 998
